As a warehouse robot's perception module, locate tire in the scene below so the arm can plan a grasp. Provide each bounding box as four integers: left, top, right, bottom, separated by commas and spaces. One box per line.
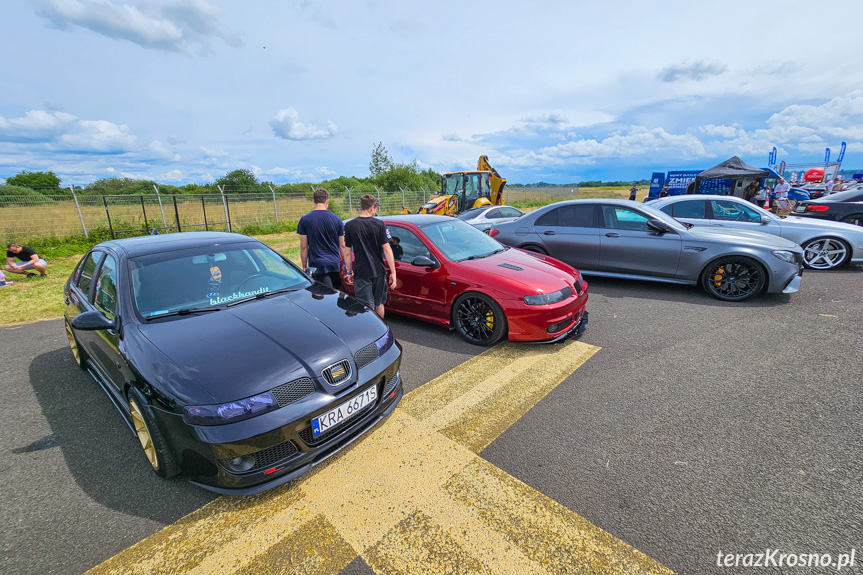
841, 214, 863, 227
520, 244, 548, 255
701, 257, 766, 302
65, 320, 87, 370
127, 387, 179, 478
452, 293, 508, 346
800, 237, 850, 270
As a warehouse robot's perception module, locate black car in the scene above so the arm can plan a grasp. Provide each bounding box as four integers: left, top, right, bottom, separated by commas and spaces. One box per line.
793, 189, 863, 227
64, 232, 403, 495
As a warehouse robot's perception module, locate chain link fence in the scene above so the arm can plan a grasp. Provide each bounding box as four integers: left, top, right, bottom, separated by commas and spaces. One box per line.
0, 185, 584, 243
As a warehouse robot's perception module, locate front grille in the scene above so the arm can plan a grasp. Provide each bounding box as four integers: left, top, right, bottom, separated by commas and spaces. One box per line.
382, 371, 400, 397
322, 360, 351, 386
271, 377, 316, 407
299, 388, 378, 446
220, 440, 299, 473
353, 342, 378, 369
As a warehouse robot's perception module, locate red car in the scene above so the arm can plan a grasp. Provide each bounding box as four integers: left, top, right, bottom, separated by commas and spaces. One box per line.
342, 215, 588, 346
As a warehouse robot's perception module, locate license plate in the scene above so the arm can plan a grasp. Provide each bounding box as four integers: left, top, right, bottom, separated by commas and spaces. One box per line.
794, 206, 805, 212
312, 386, 377, 436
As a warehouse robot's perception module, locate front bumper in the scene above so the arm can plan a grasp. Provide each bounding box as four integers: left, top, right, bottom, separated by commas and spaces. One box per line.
152, 346, 403, 495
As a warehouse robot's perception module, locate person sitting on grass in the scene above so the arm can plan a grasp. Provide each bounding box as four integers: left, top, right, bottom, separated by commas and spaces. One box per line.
5, 243, 48, 278
0, 268, 12, 287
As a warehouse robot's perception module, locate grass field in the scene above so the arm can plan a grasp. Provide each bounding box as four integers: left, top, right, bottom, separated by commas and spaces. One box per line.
0, 186, 639, 327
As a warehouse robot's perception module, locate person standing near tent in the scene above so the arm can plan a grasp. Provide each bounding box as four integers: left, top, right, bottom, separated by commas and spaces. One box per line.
774, 177, 791, 214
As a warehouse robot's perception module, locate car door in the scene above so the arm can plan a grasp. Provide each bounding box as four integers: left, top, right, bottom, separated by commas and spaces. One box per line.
533, 204, 601, 269
707, 199, 782, 236
86, 253, 129, 395
387, 225, 447, 321
658, 199, 709, 227
67, 250, 105, 361
599, 205, 681, 278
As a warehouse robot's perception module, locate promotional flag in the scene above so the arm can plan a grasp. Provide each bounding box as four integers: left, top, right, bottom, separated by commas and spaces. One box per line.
825, 148, 831, 163
837, 142, 847, 163
647, 172, 665, 198
779, 161, 786, 177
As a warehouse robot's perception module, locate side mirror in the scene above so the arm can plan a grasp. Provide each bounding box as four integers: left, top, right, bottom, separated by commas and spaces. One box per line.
760, 215, 771, 224
71, 310, 116, 331
411, 255, 438, 268
646, 219, 671, 234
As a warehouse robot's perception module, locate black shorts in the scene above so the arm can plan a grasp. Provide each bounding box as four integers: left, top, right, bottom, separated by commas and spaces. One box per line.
353, 276, 387, 308
312, 271, 342, 290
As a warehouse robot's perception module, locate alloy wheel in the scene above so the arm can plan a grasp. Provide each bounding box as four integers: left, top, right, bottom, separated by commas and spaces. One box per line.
802, 238, 848, 270
129, 399, 159, 471
703, 258, 765, 301
65, 322, 82, 367
455, 295, 503, 345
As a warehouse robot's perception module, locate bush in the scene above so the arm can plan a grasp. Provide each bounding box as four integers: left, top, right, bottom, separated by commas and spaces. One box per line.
0, 184, 58, 203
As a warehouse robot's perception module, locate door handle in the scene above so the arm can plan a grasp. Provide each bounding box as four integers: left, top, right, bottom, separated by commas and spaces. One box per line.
543, 230, 556, 235
605, 232, 620, 238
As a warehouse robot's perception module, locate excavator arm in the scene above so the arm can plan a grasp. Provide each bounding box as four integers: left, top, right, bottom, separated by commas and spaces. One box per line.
477, 155, 506, 205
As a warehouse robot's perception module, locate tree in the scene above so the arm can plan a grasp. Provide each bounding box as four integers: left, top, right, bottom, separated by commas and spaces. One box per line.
5, 170, 64, 195
82, 178, 157, 195
375, 161, 439, 193
214, 169, 262, 194
369, 142, 392, 177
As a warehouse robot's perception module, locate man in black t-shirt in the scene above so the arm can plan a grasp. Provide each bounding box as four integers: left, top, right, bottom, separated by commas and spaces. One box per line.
344, 195, 396, 318
297, 188, 346, 290
5, 243, 47, 278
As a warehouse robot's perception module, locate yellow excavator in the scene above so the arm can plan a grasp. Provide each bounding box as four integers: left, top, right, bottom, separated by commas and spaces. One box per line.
410, 155, 506, 216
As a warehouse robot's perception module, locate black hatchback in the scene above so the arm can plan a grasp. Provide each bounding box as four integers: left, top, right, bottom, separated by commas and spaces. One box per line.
64, 232, 403, 495
793, 188, 863, 227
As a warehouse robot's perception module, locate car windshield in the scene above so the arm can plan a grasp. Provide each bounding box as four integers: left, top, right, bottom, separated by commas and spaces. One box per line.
821, 189, 863, 202
420, 219, 505, 261
129, 242, 310, 318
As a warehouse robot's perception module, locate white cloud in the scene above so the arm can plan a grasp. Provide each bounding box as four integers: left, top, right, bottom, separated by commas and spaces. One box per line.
442, 133, 462, 142
269, 108, 337, 141
0, 110, 77, 141
161, 169, 183, 181
33, 0, 240, 53
200, 146, 227, 158
658, 60, 728, 83
0, 110, 136, 152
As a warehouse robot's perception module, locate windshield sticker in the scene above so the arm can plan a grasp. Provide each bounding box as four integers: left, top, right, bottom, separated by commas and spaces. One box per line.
206, 291, 220, 298
150, 310, 169, 317
209, 286, 270, 305
210, 266, 222, 281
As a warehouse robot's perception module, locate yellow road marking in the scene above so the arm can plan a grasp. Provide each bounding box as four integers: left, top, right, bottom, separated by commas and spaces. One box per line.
88, 340, 674, 575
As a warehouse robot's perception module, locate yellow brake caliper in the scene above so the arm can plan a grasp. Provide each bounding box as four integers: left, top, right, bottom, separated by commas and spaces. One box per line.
713, 266, 725, 287
485, 309, 495, 330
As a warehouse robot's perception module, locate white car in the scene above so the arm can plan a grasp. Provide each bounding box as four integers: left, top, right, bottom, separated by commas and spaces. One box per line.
457, 205, 524, 233
651, 194, 863, 270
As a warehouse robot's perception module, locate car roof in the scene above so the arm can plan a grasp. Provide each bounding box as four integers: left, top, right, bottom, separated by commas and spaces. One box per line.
96, 231, 256, 257
382, 214, 455, 225
652, 194, 743, 203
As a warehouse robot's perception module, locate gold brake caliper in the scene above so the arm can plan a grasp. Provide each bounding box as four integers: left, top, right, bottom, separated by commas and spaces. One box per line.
713, 266, 725, 287
485, 309, 495, 330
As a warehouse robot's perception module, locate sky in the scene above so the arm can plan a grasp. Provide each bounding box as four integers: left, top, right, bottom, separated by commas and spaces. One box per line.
1, 0, 862, 187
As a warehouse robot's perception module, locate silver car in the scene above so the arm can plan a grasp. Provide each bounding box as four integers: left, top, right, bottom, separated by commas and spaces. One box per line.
489, 199, 804, 302
457, 205, 524, 233
651, 194, 863, 270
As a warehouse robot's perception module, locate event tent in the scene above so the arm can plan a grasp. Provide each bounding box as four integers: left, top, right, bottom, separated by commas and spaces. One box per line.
690, 156, 770, 194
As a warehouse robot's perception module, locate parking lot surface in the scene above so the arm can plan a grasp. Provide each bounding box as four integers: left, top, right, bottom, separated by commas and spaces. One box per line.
2, 267, 861, 574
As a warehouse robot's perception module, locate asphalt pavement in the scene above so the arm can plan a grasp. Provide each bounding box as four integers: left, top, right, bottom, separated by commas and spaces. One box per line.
2, 267, 861, 575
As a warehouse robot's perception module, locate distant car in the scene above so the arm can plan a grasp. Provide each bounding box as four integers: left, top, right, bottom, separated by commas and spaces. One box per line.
457, 205, 524, 233
798, 182, 826, 200
64, 232, 402, 495
489, 199, 804, 302
651, 195, 863, 270
343, 215, 589, 346
793, 188, 863, 228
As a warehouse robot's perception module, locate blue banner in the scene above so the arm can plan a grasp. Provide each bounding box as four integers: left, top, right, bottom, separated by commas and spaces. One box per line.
837, 142, 846, 163
663, 170, 733, 195
647, 172, 665, 198
771, 147, 777, 165
825, 148, 831, 163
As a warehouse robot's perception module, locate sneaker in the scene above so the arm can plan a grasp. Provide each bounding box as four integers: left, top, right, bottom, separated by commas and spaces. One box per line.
0, 281, 11, 286
26, 273, 36, 278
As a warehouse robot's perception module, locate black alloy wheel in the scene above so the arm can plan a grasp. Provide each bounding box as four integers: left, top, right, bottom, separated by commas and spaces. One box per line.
453, 293, 507, 346
701, 257, 766, 302
842, 214, 863, 227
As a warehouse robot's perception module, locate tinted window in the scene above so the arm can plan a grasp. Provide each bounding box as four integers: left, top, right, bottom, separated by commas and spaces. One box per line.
389, 227, 432, 262
559, 205, 597, 227
710, 200, 761, 223
535, 208, 559, 226
498, 207, 523, 218
457, 208, 483, 221
95, 255, 118, 320
671, 200, 707, 219
485, 208, 502, 219
76, 251, 104, 296
129, 243, 309, 318
602, 206, 651, 231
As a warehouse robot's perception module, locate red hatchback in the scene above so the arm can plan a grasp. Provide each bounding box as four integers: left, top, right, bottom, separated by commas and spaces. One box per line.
342, 215, 588, 346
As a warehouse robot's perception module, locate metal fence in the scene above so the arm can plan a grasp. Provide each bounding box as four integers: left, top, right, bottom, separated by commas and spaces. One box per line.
0, 186, 583, 243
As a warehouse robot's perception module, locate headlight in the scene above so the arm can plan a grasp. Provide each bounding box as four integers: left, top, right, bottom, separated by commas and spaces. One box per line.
375, 327, 395, 356
772, 250, 796, 263
183, 391, 278, 425
523, 287, 573, 306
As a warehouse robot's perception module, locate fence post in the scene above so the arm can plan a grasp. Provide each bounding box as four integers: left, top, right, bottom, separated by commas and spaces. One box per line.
269, 184, 279, 222
201, 195, 209, 231
173, 196, 182, 232
70, 185, 88, 238
153, 184, 167, 229
140, 195, 149, 233
218, 185, 232, 232
400, 186, 406, 211
102, 195, 115, 239
374, 186, 382, 214
347, 187, 353, 218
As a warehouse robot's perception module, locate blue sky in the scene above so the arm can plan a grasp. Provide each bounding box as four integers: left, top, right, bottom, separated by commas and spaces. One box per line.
1, 0, 862, 186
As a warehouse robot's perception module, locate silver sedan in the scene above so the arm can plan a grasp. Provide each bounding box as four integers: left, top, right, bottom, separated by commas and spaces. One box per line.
489, 199, 804, 302
650, 194, 863, 270
457, 205, 524, 233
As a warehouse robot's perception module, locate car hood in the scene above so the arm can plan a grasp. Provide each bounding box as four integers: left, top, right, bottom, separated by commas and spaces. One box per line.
777, 215, 863, 237
683, 225, 801, 250
455, 248, 578, 295
138, 288, 386, 404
